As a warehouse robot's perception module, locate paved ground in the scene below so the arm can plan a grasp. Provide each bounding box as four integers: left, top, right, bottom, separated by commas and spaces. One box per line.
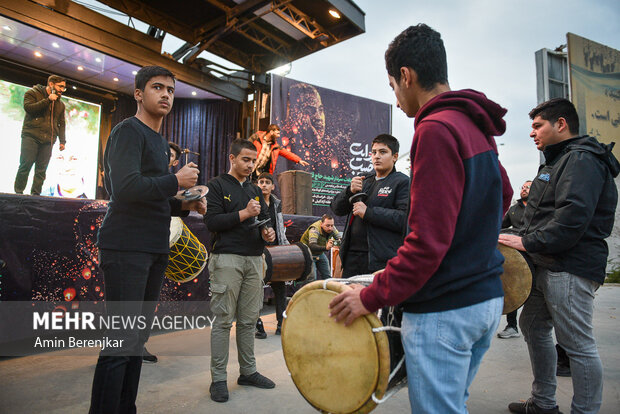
1, 285, 618, 414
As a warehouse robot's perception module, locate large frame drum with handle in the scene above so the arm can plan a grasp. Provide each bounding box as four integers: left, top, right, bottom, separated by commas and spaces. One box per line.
282, 279, 405, 414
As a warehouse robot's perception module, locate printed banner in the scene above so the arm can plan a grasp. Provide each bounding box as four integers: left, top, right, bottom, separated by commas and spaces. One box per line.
270, 75, 391, 217
567, 33, 620, 159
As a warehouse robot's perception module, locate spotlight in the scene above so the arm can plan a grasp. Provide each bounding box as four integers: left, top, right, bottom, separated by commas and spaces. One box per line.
34, 51, 43, 57
328, 9, 341, 19
113, 77, 119, 82
52, 42, 60, 48
2, 25, 11, 31
77, 65, 84, 71
95, 57, 102, 63
132, 70, 138, 75
72, 86, 77, 90
191, 91, 197, 96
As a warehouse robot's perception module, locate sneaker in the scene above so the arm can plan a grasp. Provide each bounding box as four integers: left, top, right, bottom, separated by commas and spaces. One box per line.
237, 372, 275, 389
498, 326, 521, 339
508, 399, 562, 413
142, 347, 158, 363
255, 319, 267, 339
556, 362, 571, 377
209, 381, 229, 403
275, 325, 281, 335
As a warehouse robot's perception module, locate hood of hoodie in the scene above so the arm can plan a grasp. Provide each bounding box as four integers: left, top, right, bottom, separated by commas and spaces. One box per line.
566, 136, 620, 178
414, 89, 507, 139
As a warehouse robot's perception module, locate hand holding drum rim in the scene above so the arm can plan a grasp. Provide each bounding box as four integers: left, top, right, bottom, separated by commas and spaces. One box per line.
175, 161, 199, 188
350, 175, 364, 194
329, 286, 371, 326
498, 233, 525, 251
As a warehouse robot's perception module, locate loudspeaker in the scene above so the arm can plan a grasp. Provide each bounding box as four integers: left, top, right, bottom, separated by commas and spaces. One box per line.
278, 170, 312, 215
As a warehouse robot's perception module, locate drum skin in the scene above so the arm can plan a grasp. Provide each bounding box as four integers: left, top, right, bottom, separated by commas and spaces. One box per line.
165, 217, 207, 283
282, 281, 390, 414
264, 243, 313, 283
498, 244, 533, 314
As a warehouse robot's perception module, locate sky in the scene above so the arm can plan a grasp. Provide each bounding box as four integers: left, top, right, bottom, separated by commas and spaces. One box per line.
88, 0, 620, 199
275, 0, 620, 198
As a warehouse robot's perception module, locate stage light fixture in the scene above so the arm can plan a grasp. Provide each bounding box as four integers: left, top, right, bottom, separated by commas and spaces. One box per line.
132, 70, 138, 75
72, 86, 77, 90
191, 91, 197, 96
52, 42, 59, 48
95, 57, 102, 63
77, 66, 84, 71
113, 77, 119, 82
34, 51, 43, 58
328, 9, 341, 19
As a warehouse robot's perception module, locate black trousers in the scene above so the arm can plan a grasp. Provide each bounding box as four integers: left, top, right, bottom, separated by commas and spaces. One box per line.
506, 309, 518, 329
14, 136, 53, 195
342, 250, 371, 278
271, 281, 286, 327
89, 249, 168, 414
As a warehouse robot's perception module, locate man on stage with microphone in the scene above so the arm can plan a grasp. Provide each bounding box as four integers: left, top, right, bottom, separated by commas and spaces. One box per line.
331, 134, 409, 277
14, 74, 67, 196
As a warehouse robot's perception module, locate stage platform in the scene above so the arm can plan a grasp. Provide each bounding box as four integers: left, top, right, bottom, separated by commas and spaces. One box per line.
1, 285, 619, 414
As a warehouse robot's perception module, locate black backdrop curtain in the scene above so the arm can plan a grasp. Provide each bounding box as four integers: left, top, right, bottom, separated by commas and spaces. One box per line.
109, 95, 240, 186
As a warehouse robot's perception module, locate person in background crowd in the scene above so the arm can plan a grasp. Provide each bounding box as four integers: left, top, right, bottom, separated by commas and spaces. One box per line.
300, 214, 341, 280
498, 180, 532, 340
254, 172, 289, 338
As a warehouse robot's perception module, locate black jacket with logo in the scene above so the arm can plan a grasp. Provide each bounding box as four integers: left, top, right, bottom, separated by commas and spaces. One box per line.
21, 84, 66, 145
331, 168, 410, 272
521, 136, 619, 284
204, 173, 269, 256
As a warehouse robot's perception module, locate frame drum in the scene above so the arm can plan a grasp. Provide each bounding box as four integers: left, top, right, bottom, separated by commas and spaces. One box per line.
282, 280, 393, 414
498, 243, 533, 314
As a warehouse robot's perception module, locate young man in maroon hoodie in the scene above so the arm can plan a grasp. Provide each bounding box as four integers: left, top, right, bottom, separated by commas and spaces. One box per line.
330, 24, 513, 413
